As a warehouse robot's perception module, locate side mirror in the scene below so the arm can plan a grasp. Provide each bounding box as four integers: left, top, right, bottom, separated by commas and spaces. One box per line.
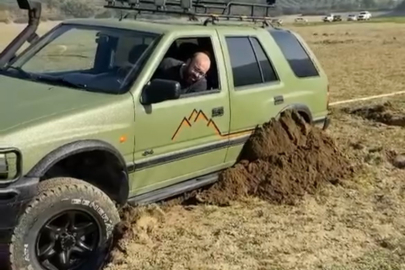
141, 79, 181, 105
17, 0, 33, 10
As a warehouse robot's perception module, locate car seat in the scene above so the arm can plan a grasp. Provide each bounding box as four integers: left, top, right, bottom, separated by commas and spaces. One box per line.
128, 44, 149, 64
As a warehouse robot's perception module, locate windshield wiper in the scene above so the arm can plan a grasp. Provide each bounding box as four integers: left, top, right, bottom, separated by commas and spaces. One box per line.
35, 76, 89, 90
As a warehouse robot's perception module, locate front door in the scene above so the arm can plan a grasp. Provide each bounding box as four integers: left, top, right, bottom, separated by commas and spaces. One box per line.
130, 31, 230, 196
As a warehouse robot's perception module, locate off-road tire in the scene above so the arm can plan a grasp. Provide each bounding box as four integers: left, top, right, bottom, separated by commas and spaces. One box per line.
9, 177, 121, 270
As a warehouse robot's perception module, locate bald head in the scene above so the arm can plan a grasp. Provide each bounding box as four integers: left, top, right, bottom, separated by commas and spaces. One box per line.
191, 52, 211, 73
183, 51, 211, 85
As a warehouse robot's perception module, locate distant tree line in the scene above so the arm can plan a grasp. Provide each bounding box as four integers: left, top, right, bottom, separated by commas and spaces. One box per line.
397, 0, 405, 9
0, 0, 404, 23
0, 0, 113, 23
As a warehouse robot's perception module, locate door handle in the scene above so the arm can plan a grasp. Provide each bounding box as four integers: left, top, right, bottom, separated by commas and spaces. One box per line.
274, 95, 284, 105
212, 107, 224, 117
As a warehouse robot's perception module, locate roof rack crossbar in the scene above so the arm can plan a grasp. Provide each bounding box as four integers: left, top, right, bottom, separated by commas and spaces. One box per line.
105, 0, 277, 23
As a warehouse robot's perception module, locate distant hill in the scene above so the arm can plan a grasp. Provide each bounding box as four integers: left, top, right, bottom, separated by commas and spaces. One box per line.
0, 0, 402, 22
397, 0, 405, 10
0, 0, 400, 11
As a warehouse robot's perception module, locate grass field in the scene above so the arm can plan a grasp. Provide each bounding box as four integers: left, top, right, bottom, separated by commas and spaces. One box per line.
2, 20, 405, 270
290, 22, 405, 102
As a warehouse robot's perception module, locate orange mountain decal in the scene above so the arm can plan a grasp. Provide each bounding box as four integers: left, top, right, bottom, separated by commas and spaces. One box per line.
172, 109, 222, 141
207, 119, 221, 136
171, 109, 253, 141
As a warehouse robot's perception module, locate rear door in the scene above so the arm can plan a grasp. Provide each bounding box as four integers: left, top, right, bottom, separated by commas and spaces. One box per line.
216, 28, 287, 163
268, 29, 328, 123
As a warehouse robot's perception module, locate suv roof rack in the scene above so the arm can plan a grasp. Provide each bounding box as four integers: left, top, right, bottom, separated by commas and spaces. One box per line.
104, 0, 277, 26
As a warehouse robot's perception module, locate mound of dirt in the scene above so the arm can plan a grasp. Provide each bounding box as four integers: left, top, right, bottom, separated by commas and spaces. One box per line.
192, 110, 355, 206
344, 101, 405, 126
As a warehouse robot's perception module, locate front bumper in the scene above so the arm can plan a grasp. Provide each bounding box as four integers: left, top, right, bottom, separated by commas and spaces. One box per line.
0, 148, 38, 245
0, 177, 38, 241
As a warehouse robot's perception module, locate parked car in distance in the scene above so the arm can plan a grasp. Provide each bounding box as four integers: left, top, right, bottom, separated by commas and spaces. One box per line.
358, 11, 371, 20
347, 14, 357, 21
323, 14, 333, 22
295, 17, 308, 23
271, 18, 283, 26
323, 14, 342, 23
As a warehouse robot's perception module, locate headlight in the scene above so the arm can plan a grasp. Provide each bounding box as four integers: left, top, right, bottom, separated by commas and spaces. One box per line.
0, 152, 17, 180
0, 154, 7, 179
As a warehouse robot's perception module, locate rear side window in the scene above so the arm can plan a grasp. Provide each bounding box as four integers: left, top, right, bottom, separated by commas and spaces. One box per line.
225, 36, 278, 88
270, 30, 319, 78
250, 38, 278, 83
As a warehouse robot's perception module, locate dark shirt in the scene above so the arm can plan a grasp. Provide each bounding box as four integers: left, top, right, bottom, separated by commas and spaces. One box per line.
153, 57, 207, 94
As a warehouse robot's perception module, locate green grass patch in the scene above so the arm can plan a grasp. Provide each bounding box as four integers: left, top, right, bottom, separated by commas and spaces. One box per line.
371, 16, 405, 23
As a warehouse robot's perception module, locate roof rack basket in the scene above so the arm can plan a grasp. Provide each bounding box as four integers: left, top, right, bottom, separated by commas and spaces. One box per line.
104, 0, 277, 25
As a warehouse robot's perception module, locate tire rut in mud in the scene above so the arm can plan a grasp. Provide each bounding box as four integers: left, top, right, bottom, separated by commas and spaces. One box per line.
343, 101, 405, 126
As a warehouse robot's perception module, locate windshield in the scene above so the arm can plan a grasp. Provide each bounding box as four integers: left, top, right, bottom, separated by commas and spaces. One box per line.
0, 24, 160, 94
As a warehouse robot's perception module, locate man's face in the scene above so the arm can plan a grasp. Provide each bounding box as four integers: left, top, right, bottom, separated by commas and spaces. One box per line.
184, 59, 207, 84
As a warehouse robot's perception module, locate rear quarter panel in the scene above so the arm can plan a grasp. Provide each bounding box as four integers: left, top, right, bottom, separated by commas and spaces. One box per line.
277, 30, 329, 122
215, 27, 287, 133
284, 29, 329, 120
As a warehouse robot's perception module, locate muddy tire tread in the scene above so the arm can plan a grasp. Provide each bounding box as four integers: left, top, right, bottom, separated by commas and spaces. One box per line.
9, 177, 120, 270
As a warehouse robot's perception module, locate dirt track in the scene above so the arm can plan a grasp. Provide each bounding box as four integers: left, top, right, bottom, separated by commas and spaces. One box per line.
344, 101, 405, 127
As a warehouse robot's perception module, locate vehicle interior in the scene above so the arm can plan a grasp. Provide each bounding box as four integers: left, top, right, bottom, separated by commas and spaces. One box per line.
13, 31, 220, 96
156, 36, 220, 91
5, 26, 160, 94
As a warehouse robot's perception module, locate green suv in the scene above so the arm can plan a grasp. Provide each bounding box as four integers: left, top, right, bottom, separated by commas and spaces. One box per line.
0, 0, 330, 269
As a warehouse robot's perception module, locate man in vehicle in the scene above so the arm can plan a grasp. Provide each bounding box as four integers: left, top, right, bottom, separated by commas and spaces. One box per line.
153, 51, 211, 93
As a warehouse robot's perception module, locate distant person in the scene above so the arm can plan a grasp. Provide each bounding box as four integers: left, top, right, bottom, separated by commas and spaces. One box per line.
153, 52, 211, 93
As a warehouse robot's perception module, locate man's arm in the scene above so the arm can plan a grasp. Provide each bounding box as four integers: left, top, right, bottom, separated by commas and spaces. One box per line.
158, 57, 182, 71
153, 57, 182, 80
187, 78, 207, 93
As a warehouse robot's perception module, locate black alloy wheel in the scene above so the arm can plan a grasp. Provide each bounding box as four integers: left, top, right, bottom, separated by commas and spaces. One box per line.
9, 177, 121, 270
35, 210, 102, 270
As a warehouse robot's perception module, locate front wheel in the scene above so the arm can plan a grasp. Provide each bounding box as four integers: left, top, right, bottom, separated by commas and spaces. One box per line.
9, 177, 121, 270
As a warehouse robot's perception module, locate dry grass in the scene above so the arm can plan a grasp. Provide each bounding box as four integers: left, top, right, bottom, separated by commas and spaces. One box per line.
2, 21, 405, 270
289, 23, 405, 102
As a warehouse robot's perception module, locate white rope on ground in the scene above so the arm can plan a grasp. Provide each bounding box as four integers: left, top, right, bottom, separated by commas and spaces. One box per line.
329, 90, 405, 106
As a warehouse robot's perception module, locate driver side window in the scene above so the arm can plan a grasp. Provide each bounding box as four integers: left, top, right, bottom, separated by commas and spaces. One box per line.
149, 36, 221, 98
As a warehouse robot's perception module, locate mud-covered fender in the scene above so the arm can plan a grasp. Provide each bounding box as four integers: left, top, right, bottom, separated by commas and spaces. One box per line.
275, 104, 313, 123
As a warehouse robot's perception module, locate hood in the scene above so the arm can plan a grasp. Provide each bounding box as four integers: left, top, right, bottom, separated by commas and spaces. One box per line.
0, 74, 114, 133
